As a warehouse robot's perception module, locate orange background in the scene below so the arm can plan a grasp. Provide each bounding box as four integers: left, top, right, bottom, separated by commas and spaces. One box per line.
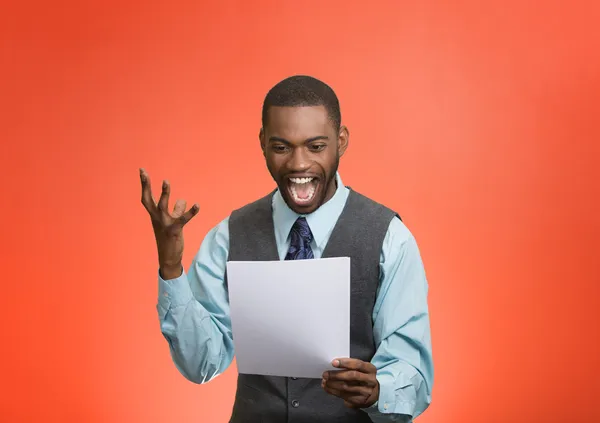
2, 1, 599, 422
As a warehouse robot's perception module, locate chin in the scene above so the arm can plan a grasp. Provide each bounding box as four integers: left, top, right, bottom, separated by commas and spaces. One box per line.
286, 198, 322, 215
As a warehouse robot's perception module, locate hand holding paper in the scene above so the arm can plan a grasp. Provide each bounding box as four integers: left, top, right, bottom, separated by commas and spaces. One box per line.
322, 358, 380, 409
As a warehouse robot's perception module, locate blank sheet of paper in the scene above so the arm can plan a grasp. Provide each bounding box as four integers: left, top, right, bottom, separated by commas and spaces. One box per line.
226, 257, 350, 379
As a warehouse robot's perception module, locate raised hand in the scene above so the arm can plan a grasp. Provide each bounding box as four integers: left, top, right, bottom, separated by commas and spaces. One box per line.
139, 168, 199, 279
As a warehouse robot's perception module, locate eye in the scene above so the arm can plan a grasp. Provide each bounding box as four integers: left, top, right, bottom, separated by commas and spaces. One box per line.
271, 144, 289, 153
309, 144, 326, 152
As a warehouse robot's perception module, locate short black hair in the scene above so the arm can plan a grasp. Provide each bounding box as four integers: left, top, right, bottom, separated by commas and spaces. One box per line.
261, 75, 341, 131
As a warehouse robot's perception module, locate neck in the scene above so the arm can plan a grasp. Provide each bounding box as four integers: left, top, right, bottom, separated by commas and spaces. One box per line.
321, 176, 338, 205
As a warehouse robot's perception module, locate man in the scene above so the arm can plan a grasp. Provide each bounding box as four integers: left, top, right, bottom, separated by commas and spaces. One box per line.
140, 75, 433, 422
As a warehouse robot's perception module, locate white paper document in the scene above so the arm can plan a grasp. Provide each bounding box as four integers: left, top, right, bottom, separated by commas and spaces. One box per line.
226, 257, 350, 379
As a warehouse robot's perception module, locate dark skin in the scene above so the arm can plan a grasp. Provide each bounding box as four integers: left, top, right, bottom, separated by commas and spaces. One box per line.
260, 105, 348, 214
140, 104, 379, 407
261, 106, 379, 408
322, 359, 380, 409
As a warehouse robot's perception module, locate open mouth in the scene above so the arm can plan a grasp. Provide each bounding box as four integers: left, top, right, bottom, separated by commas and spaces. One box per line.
287, 177, 319, 206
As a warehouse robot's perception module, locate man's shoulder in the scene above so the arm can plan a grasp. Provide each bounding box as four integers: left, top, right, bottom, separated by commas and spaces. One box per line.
227, 190, 277, 225
345, 187, 401, 222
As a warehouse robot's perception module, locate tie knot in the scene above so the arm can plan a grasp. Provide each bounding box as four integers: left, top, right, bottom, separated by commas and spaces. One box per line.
291, 217, 313, 244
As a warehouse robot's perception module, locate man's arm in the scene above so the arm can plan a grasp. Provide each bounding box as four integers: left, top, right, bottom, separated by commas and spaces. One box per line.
157, 217, 234, 384
365, 217, 434, 421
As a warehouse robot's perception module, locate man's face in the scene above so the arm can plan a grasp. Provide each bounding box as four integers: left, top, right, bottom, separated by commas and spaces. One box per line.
260, 105, 348, 215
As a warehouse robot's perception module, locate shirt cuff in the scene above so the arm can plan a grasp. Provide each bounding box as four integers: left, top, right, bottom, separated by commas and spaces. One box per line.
364, 372, 416, 421
157, 269, 194, 310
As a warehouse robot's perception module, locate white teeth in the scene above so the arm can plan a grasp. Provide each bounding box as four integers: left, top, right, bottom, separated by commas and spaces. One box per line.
289, 177, 314, 184
289, 177, 316, 203
290, 184, 316, 203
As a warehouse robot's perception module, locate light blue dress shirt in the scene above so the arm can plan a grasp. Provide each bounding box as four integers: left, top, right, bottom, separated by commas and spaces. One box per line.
157, 173, 433, 421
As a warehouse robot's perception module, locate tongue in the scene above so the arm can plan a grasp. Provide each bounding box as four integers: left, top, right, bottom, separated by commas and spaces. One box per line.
294, 183, 312, 199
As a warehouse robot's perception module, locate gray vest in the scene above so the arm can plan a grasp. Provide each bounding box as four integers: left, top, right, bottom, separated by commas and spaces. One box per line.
226, 188, 399, 423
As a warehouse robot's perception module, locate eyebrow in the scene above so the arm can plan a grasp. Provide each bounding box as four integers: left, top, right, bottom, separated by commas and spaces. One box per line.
268, 136, 329, 144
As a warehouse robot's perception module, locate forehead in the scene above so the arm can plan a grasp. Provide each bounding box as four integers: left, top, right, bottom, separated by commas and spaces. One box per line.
265, 105, 333, 139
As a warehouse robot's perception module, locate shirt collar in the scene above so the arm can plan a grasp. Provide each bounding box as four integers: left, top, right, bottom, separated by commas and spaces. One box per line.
272, 172, 349, 249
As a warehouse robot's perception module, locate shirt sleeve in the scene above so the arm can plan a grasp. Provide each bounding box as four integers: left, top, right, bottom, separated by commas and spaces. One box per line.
156, 216, 234, 384
364, 217, 434, 422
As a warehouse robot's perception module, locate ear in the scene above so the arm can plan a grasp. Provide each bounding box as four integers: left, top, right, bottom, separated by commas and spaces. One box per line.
338, 125, 349, 157
259, 128, 266, 157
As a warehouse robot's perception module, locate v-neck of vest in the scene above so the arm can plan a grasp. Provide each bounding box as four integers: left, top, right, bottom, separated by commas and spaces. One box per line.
267, 186, 358, 260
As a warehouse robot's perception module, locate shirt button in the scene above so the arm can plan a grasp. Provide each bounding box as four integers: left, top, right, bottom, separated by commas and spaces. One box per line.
292, 400, 300, 408
384, 403, 389, 410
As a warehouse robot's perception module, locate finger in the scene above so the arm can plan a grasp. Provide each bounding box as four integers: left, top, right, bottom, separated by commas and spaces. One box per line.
339, 391, 374, 408
140, 168, 156, 212
322, 381, 344, 398
157, 180, 170, 212
178, 203, 200, 225
324, 379, 372, 395
324, 370, 374, 386
322, 382, 372, 407
172, 199, 187, 218
332, 358, 375, 374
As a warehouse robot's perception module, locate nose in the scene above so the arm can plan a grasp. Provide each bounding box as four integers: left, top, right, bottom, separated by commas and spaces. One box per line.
288, 147, 311, 171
